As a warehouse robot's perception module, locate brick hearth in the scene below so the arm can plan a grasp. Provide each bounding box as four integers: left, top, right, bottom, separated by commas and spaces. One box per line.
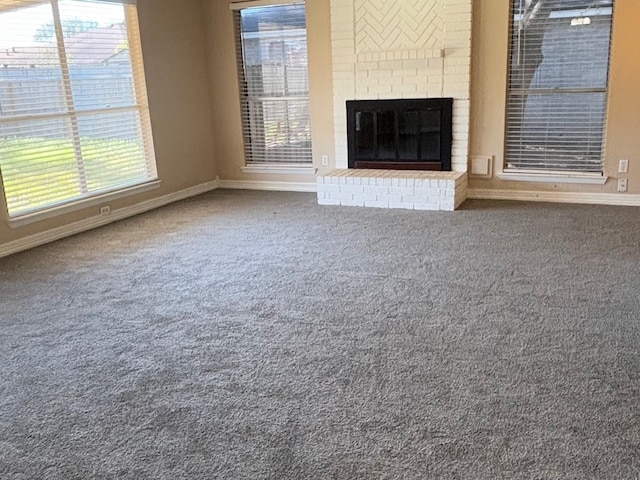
317, 169, 467, 211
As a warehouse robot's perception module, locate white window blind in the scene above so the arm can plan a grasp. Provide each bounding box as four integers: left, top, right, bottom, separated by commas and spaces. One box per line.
0, 0, 156, 218
233, 2, 312, 165
505, 0, 613, 172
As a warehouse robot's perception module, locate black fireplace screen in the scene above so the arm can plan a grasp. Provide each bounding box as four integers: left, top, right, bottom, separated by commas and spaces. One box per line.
347, 98, 453, 171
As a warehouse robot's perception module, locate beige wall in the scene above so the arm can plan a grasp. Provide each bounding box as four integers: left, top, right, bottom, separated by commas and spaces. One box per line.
204, 0, 334, 183
469, 0, 640, 195
0, 0, 217, 246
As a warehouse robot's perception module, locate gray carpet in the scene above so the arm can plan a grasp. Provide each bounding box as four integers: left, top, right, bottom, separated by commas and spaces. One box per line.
1, 189, 640, 479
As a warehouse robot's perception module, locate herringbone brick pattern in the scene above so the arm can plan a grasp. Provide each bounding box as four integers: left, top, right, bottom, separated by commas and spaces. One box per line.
355, 0, 444, 53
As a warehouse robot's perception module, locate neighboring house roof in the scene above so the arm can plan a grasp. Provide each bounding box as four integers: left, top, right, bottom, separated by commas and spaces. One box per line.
64, 23, 128, 64
0, 23, 128, 68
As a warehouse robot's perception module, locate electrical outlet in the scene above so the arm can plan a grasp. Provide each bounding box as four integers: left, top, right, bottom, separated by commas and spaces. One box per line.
618, 179, 628, 193
619, 159, 629, 174
321, 155, 329, 167
100, 206, 111, 216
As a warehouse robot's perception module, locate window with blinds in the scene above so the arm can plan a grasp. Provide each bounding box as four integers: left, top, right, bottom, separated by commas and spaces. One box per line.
0, 0, 156, 218
233, 1, 311, 165
505, 0, 613, 172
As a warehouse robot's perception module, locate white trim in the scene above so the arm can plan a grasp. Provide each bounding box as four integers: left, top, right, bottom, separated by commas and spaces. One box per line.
230, 0, 302, 10
8, 180, 162, 229
0, 180, 220, 259
241, 164, 315, 175
497, 170, 608, 185
219, 179, 316, 192
468, 188, 640, 207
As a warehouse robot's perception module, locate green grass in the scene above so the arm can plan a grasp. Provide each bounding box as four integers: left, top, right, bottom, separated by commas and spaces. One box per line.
0, 137, 148, 215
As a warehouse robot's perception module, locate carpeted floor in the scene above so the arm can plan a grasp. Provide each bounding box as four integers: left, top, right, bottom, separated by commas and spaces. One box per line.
1, 189, 640, 479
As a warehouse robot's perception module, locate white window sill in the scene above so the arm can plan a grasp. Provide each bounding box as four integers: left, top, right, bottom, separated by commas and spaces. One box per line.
242, 164, 315, 176
497, 170, 608, 185
8, 180, 161, 229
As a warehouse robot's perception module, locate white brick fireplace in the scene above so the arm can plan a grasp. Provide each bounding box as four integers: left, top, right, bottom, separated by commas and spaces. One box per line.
320, 0, 472, 210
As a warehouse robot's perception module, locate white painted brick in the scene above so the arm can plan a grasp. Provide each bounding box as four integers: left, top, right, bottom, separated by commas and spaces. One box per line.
356, 62, 378, 71
333, 48, 357, 59
382, 194, 402, 204
318, 184, 340, 195
391, 187, 417, 196
365, 186, 390, 195
401, 195, 425, 204
396, 86, 418, 97
332, 30, 355, 41
340, 185, 364, 194
400, 75, 428, 86
428, 57, 444, 68
332, 38, 354, 50
340, 198, 365, 207
402, 59, 428, 70
318, 197, 341, 206
414, 203, 440, 211
367, 85, 393, 95
333, 63, 356, 73
378, 60, 403, 70
379, 76, 402, 86
334, 191, 353, 201
445, 3, 472, 14
393, 68, 418, 78
388, 202, 415, 210
440, 200, 455, 211
364, 200, 390, 209
444, 65, 471, 76
368, 69, 393, 78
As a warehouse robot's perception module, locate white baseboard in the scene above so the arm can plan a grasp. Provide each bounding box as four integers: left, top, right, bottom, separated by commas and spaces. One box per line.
219, 180, 317, 193
468, 188, 640, 206
0, 180, 220, 259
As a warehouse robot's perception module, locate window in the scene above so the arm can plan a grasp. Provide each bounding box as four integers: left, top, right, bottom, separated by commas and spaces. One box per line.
0, 0, 156, 219
233, 1, 311, 166
505, 0, 613, 172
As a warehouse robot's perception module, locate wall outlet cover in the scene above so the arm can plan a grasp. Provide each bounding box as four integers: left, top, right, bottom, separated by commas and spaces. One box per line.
470, 155, 493, 178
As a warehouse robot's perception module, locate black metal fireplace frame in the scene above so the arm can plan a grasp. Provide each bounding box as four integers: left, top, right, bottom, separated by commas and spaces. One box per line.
346, 98, 453, 171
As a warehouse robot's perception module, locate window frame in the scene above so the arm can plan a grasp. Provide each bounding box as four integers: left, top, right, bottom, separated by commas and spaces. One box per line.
0, 0, 158, 226
503, 0, 614, 177
231, 0, 312, 169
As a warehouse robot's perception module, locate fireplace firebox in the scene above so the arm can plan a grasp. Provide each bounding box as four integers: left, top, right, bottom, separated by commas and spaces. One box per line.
347, 98, 453, 171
